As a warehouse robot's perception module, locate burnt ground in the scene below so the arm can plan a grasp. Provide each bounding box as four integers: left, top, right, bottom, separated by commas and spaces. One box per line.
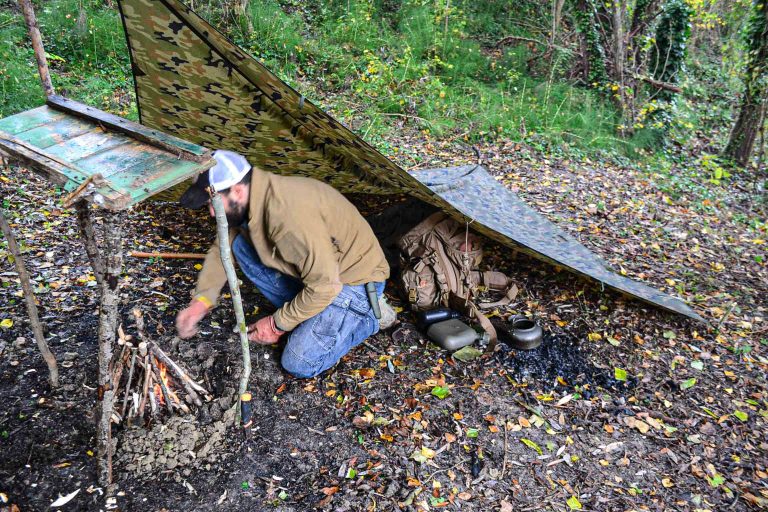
0, 140, 766, 512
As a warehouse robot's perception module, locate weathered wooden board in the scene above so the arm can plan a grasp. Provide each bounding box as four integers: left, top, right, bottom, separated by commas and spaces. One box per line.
0, 99, 213, 210
0, 106, 66, 135
47, 95, 209, 161
14, 116, 95, 148
45, 129, 127, 162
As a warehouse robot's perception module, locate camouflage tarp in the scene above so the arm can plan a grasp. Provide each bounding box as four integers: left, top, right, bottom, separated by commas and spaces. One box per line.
116, 0, 702, 321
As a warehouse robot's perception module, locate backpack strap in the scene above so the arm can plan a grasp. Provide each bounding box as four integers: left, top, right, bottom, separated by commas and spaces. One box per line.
472, 271, 519, 309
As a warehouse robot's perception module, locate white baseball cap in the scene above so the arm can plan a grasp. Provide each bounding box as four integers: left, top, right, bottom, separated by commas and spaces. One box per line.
180, 150, 252, 209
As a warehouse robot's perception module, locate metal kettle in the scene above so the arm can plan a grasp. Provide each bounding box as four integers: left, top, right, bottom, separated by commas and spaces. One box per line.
508, 315, 543, 350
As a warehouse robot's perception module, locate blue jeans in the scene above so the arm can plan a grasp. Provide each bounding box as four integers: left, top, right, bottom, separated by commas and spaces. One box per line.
232, 235, 383, 378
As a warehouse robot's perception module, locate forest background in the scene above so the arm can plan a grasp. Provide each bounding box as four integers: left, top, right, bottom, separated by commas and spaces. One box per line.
1, 1, 767, 509
0, 0, 766, 178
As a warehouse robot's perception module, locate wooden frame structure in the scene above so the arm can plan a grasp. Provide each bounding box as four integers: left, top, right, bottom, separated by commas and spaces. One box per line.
0, 96, 214, 486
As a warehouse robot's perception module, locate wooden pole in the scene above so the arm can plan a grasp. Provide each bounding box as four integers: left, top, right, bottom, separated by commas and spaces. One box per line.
96, 209, 124, 486
17, 0, 54, 97
210, 192, 251, 401
127, 251, 206, 260
75, 201, 105, 288
0, 208, 59, 388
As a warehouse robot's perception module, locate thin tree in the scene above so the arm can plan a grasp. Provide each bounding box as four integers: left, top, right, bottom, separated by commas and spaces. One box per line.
722, 0, 768, 167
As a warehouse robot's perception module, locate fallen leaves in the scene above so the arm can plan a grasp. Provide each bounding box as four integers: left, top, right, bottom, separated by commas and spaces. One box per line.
520, 438, 542, 455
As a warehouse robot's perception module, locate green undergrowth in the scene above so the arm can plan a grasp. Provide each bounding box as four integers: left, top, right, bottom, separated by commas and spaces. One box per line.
1, 0, 683, 158
231, 0, 640, 155
0, 0, 134, 120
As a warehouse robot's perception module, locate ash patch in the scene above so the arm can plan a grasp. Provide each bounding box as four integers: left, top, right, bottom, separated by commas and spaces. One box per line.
116, 407, 235, 483
496, 333, 637, 397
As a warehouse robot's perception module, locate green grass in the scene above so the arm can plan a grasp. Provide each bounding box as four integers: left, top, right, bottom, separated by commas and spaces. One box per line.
0, 0, 134, 119
1, 0, 643, 156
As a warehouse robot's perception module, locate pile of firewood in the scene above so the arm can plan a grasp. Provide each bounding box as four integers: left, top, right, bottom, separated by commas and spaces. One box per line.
111, 310, 211, 424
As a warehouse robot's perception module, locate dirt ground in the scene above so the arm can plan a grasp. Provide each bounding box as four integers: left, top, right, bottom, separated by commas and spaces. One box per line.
1, 140, 766, 511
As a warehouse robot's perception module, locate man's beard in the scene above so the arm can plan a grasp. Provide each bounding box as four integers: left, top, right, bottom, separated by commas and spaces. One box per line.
225, 202, 248, 226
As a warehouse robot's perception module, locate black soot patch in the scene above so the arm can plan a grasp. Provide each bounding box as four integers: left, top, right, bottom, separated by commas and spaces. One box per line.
495, 333, 637, 398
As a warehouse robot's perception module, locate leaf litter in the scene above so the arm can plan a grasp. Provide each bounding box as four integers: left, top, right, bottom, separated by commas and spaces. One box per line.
1, 129, 767, 511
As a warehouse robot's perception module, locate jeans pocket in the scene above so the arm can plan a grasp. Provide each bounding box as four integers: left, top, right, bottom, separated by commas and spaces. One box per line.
311, 293, 351, 350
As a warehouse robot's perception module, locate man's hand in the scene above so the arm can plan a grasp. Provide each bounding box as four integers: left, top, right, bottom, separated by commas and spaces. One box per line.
247, 316, 285, 345
175, 299, 210, 339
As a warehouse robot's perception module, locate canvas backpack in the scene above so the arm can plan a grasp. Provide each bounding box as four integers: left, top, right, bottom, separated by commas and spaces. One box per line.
397, 212, 518, 350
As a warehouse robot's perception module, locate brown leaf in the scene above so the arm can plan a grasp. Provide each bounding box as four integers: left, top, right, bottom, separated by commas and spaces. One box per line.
321, 486, 339, 496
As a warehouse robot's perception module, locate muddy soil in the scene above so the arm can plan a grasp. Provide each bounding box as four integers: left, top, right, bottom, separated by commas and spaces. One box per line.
1, 151, 766, 511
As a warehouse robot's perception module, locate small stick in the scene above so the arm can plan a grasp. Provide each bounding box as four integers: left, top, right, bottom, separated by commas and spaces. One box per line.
121, 349, 138, 419
128, 251, 206, 260
61, 174, 106, 208
182, 383, 203, 407
148, 374, 159, 418
150, 357, 174, 414
136, 352, 151, 418
110, 345, 130, 390
500, 418, 509, 479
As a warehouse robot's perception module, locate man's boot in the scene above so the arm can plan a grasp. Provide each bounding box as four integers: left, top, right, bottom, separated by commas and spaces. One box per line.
378, 295, 398, 330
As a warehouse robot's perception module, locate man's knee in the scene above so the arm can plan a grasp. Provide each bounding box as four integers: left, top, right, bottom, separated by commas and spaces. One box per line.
281, 345, 324, 379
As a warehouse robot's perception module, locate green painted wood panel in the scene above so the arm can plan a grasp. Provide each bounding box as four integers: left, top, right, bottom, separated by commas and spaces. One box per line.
117, 155, 208, 204
45, 129, 130, 162
0, 106, 66, 135
74, 140, 165, 179
0, 100, 214, 210
14, 117, 96, 149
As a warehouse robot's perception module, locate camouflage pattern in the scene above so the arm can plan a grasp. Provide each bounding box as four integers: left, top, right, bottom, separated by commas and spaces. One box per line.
411, 166, 703, 321
117, 0, 429, 199
116, 0, 702, 321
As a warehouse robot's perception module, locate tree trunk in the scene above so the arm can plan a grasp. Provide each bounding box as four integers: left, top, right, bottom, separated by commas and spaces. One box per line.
723, 0, 768, 167
724, 96, 767, 167
96, 210, 124, 486
17, 0, 54, 97
611, 0, 628, 124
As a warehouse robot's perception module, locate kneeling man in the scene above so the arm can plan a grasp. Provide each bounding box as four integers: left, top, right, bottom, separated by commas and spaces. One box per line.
175, 150, 395, 378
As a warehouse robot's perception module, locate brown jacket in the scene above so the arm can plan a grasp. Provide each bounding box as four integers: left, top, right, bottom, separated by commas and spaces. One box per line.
193, 169, 389, 331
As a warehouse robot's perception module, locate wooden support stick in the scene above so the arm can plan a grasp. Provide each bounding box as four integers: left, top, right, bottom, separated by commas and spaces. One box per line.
75, 201, 105, 288
128, 251, 206, 260
96, 210, 124, 487
210, 192, 251, 401
0, 209, 59, 388
17, 0, 54, 97
137, 354, 151, 419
